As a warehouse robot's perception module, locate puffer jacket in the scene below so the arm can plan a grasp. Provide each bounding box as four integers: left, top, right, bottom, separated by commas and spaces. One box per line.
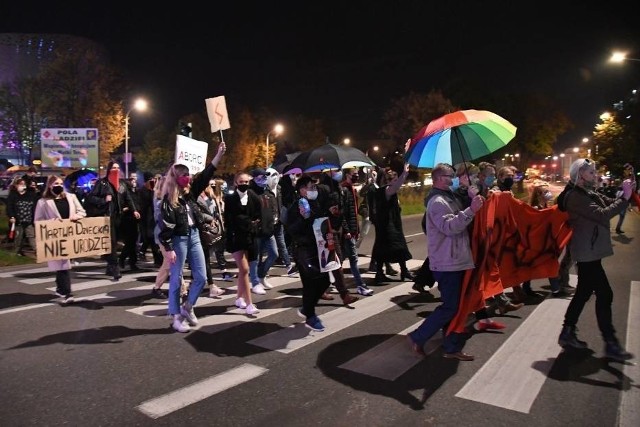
561, 184, 628, 262
425, 187, 476, 272
159, 162, 217, 251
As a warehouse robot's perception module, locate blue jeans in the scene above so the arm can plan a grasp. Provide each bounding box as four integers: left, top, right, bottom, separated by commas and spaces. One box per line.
273, 222, 291, 267
341, 236, 364, 287
409, 270, 465, 353
249, 235, 278, 286
168, 227, 207, 315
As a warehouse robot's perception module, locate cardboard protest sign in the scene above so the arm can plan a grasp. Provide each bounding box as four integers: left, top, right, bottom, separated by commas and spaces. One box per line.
312, 217, 341, 273
35, 217, 111, 263
205, 96, 231, 133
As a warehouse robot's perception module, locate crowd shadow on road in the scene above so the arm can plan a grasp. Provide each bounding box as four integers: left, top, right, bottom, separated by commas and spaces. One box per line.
532, 348, 638, 391
315, 333, 460, 411
6, 325, 173, 349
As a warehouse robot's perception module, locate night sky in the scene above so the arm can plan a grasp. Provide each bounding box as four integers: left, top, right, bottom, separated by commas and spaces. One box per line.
3, 1, 639, 150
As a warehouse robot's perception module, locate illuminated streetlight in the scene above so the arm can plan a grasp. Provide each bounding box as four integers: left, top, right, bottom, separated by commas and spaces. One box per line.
343, 138, 351, 145
610, 51, 640, 63
124, 98, 148, 177
265, 123, 284, 167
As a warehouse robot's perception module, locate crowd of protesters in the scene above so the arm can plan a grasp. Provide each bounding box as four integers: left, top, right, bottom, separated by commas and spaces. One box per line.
5, 148, 638, 363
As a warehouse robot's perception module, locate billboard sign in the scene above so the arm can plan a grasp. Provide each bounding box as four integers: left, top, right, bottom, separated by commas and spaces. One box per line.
40, 128, 99, 169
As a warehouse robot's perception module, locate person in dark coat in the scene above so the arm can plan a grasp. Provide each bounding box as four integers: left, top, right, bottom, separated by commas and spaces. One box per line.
84, 161, 139, 280
371, 163, 414, 283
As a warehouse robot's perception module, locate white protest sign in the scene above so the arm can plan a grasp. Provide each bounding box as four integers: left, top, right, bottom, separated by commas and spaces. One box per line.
205, 96, 231, 133
175, 135, 209, 175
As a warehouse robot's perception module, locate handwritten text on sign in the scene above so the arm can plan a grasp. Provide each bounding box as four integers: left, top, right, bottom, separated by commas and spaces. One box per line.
35, 217, 111, 263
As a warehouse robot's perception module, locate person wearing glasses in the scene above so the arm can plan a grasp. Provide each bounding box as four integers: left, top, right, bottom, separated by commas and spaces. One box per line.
556, 158, 635, 361
408, 163, 484, 361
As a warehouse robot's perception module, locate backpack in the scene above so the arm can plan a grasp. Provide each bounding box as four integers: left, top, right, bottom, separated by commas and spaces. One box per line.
257, 192, 276, 237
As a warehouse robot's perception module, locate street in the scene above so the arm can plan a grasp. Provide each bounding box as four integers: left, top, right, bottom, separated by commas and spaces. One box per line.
1, 211, 639, 426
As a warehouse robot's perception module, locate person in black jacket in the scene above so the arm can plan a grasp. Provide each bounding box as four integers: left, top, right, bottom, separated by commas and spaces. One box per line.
6, 176, 40, 255
224, 171, 262, 317
159, 142, 226, 333
84, 161, 139, 280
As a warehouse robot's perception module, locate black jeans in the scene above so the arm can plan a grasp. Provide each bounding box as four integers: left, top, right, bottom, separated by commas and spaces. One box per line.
563, 259, 615, 341
55, 270, 71, 295
293, 245, 331, 318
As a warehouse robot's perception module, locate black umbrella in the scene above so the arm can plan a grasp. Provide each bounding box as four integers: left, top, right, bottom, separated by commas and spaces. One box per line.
272, 151, 302, 173
287, 143, 375, 173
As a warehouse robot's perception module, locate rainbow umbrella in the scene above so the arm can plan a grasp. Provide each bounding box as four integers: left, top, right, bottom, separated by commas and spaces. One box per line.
405, 109, 516, 168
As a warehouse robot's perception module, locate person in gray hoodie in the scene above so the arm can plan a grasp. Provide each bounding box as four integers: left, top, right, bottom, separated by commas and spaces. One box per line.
407, 163, 485, 361
556, 158, 636, 361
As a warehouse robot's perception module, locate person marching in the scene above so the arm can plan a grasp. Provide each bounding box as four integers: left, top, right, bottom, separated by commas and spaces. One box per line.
556, 158, 635, 361
158, 142, 226, 332
34, 175, 87, 304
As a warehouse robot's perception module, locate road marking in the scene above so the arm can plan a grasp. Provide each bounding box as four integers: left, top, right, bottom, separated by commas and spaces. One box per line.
136, 363, 268, 419
455, 297, 570, 413
247, 278, 419, 354
338, 321, 436, 381
618, 280, 640, 427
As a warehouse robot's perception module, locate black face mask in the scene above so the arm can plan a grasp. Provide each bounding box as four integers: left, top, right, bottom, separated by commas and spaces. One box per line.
236, 184, 249, 193
500, 177, 514, 190
51, 186, 64, 195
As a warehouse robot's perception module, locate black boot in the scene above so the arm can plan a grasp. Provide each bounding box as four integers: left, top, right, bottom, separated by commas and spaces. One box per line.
558, 325, 588, 349
385, 263, 399, 276
605, 339, 634, 361
400, 269, 416, 281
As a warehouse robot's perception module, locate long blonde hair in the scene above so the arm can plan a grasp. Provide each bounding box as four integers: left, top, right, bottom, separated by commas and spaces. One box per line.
160, 164, 190, 207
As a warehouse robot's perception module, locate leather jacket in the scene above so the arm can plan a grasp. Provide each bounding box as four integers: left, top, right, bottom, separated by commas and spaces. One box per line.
158, 163, 217, 251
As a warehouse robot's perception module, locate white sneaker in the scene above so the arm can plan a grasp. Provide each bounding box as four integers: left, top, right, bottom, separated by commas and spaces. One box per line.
180, 303, 198, 326
172, 315, 190, 333
209, 285, 225, 297
252, 284, 267, 295
245, 304, 260, 315
235, 297, 247, 309
259, 277, 273, 289
357, 285, 374, 296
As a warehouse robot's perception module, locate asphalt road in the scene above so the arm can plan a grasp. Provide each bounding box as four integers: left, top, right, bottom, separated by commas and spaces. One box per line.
1, 210, 639, 426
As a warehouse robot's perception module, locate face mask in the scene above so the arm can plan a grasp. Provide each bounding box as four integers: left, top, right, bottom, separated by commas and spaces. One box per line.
236, 184, 249, 193
176, 176, 191, 188
221, 183, 228, 193
306, 190, 318, 200
350, 174, 359, 182
17, 185, 26, 193
51, 185, 64, 195
484, 176, 495, 187
254, 176, 267, 187
108, 169, 120, 189
543, 190, 553, 201
332, 171, 343, 182
501, 177, 514, 190
449, 177, 460, 192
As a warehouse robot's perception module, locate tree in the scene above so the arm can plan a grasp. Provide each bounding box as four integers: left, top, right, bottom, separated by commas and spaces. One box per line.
380, 90, 457, 148
38, 49, 127, 167
135, 124, 175, 174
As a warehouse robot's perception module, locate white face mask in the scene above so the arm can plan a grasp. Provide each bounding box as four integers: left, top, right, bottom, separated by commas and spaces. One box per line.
306, 190, 318, 200
543, 190, 553, 201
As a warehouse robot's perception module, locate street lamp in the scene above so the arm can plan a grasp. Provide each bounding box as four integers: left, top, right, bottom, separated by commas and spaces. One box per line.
610, 51, 640, 63
559, 153, 565, 181
124, 98, 148, 177
265, 123, 284, 168
343, 138, 351, 145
